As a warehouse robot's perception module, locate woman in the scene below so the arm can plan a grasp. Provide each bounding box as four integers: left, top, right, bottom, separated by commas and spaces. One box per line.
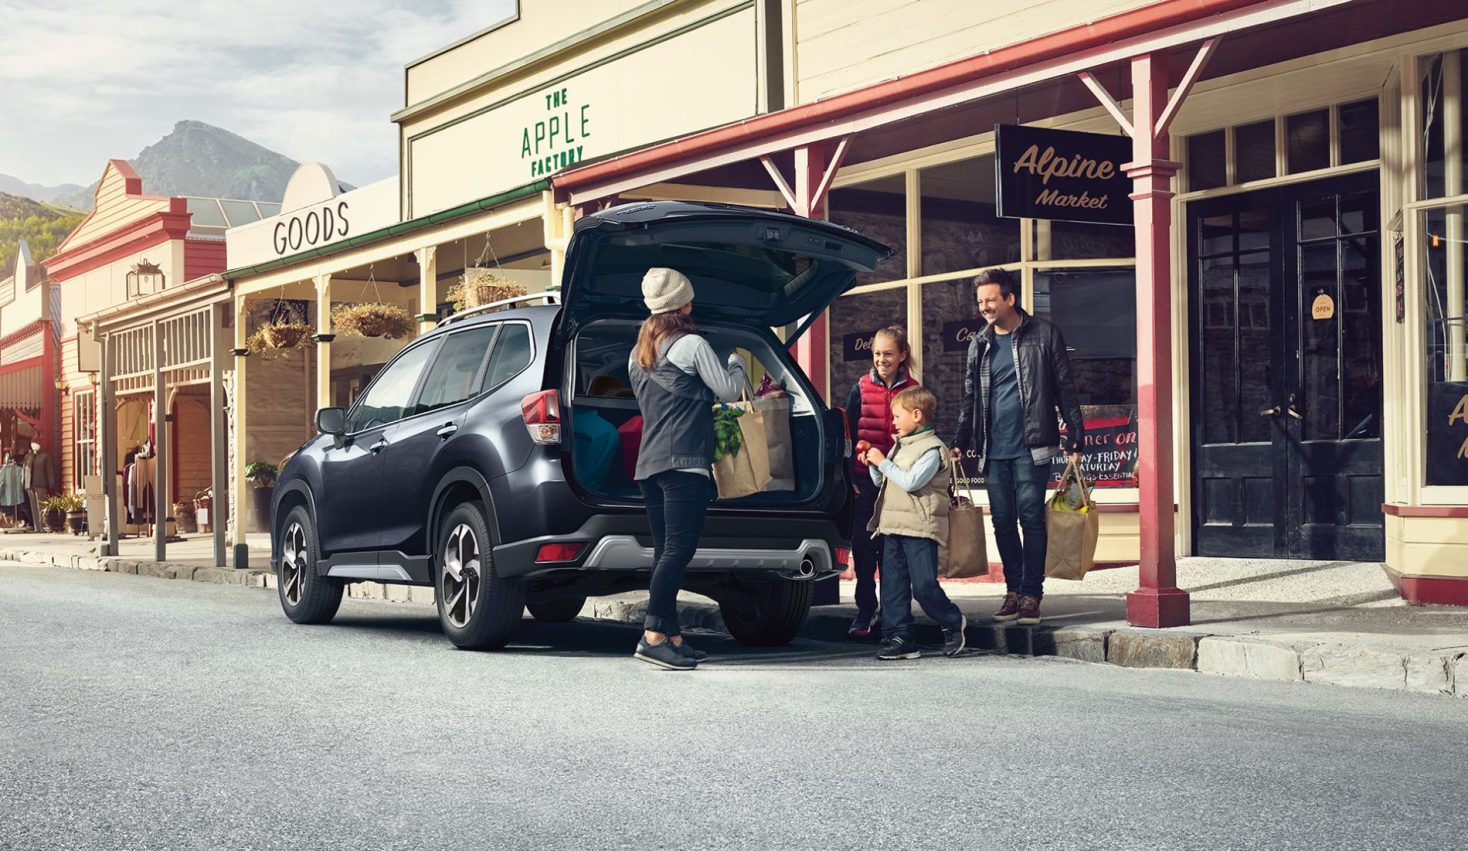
627, 267, 747, 670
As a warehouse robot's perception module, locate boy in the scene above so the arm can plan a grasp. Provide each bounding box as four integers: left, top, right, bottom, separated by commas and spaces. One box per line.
861, 386, 968, 660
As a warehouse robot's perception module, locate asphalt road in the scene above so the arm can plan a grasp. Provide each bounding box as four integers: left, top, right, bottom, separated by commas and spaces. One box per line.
2, 564, 1463, 851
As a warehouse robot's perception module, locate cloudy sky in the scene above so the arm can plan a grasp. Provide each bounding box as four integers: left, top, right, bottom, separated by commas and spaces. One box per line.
0, 0, 517, 188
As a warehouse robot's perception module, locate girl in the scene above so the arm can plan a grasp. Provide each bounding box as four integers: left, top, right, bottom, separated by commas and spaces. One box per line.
627, 267, 747, 670
842, 326, 918, 638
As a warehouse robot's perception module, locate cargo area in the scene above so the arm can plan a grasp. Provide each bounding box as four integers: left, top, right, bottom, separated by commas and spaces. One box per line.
564, 317, 826, 505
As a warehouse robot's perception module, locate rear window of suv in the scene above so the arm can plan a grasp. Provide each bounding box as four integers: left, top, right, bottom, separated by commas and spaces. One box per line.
481, 323, 532, 391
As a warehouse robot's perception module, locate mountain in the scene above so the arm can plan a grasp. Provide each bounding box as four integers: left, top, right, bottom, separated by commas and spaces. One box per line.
0, 193, 84, 276
9, 120, 350, 211
0, 174, 87, 208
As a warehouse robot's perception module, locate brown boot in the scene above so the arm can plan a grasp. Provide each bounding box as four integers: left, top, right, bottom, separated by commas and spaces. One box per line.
1016, 595, 1042, 625
992, 591, 1021, 622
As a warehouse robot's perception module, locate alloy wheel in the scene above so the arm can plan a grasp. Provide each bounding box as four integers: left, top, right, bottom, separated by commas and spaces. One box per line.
281, 522, 308, 606
442, 524, 480, 629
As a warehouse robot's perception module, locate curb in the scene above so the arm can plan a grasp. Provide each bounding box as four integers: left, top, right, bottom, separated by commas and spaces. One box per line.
10, 546, 1463, 697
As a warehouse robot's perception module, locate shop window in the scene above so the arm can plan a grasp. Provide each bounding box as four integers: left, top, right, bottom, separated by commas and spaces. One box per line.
919, 278, 984, 452
1423, 202, 1468, 485
1187, 130, 1226, 191
828, 175, 906, 284
828, 286, 908, 407
1032, 268, 1138, 487
73, 390, 96, 490
1337, 98, 1379, 165
1419, 50, 1468, 201
1033, 220, 1133, 261
1286, 110, 1330, 174
1233, 120, 1276, 183
919, 156, 1020, 275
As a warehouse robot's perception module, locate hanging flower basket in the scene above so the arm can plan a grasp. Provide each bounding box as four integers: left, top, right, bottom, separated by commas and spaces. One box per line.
446, 269, 527, 313
246, 322, 314, 357
332, 303, 415, 339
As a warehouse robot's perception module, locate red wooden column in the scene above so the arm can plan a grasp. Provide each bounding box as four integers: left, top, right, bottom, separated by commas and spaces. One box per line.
792, 143, 831, 398
1124, 52, 1190, 628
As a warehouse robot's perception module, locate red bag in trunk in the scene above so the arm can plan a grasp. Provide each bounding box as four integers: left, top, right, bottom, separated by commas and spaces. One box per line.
617, 415, 644, 482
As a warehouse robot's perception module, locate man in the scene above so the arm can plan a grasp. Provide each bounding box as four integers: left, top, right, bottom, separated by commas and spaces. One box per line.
25, 440, 57, 532
952, 269, 1083, 625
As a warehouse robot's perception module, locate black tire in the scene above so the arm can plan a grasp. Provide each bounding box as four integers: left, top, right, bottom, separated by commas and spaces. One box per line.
276, 505, 344, 625
718, 579, 813, 647
435, 503, 525, 650
526, 595, 587, 623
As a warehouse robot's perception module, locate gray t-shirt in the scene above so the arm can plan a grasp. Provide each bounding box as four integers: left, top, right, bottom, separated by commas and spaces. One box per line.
986, 331, 1026, 460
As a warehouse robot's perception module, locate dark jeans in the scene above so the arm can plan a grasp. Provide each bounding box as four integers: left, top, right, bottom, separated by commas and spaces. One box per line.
850, 476, 881, 616
879, 534, 964, 640
639, 470, 712, 636
985, 456, 1048, 599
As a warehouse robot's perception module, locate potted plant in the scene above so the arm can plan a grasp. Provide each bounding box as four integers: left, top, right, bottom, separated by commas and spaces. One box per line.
446, 269, 527, 313
246, 322, 313, 358
43, 492, 83, 534
245, 461, 279, 534
332, 303, 414, 339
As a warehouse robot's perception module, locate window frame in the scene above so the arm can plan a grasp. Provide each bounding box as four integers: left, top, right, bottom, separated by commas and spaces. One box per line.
409, 323, 502, 418
342, 337, 444, 436
73, 389, 96, 490
477, 319, 537, 395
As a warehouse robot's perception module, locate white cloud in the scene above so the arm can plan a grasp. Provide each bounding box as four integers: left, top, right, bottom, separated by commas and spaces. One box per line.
0, 0, 514, 186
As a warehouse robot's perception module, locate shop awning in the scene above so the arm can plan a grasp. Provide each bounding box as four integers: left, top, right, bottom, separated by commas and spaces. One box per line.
0, 362, 43, 411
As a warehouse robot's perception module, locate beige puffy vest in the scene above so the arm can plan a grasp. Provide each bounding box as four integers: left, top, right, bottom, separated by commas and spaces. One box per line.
867, 429, 950, 544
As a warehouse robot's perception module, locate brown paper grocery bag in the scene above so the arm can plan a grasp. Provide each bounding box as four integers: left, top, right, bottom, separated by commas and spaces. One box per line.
1044, 456, 1099, 580
711, 394, 773, 499
940, 458, 988, 579
750, 392, 795, 491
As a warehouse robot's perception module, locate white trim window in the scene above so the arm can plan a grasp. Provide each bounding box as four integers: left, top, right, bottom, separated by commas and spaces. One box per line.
73, 390, 96, 490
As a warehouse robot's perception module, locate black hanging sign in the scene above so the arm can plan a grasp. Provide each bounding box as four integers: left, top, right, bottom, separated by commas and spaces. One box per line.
995, 124, 1133, 226
941, 319, 985, 352
842, 331, 876, 363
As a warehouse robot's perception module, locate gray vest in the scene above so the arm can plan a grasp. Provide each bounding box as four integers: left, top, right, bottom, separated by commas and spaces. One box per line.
628, 334, 715, 481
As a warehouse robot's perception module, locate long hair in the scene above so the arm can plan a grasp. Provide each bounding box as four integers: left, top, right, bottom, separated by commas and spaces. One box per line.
873, 325, 917, 376
635, 311, 697, 370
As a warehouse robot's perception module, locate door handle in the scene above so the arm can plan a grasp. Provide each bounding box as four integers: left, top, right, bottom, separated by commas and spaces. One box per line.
436, 423, 459, 439
369, 438, 389, 454
1259, 405, 1281, 418
1286, 392, 1305, 420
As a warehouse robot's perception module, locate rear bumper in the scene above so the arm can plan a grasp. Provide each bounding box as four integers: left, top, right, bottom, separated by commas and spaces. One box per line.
492, 511, 846, 579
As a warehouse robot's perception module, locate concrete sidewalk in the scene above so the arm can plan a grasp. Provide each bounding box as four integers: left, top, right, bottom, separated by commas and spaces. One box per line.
4, 528, 1465, 696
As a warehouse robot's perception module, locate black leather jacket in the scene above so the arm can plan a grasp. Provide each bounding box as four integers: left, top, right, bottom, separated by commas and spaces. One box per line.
953, 309, 1084, 465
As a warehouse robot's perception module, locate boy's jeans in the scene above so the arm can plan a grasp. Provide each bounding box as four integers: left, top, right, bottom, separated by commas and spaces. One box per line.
985, 456, 1049, 599
879, 534, 964, 640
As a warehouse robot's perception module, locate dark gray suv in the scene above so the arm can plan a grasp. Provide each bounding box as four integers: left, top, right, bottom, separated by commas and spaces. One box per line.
270, 201, 891, 650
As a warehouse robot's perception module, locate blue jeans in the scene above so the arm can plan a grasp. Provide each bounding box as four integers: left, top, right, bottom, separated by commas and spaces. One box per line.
985, 456, 1048, 599
879, 534, 964, 640
639, 471, 713, 636
849, 477, 881, 616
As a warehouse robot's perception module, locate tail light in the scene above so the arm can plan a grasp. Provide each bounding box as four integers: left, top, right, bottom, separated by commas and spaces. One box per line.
837, 407, 852, 457
521, 390, 561, 444
835, 547, 852, 568
535, 542, 585, 563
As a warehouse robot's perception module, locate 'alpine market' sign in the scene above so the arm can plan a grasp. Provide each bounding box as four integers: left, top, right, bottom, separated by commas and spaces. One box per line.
995, 124, 1133, 226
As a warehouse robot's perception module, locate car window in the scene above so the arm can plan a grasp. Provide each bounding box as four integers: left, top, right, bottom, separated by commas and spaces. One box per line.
480, 322, 533, 391
345, 341, 440, 433
413, 325, 499, 415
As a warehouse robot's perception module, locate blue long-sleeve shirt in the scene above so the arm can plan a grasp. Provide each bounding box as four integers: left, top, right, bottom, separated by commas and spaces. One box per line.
869, 447, 943, 493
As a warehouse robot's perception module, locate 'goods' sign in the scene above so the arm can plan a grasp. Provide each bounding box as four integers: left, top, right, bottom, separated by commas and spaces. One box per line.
995, 125, 1133, 226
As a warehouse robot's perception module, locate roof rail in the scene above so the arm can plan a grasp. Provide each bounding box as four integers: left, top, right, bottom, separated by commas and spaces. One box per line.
435, 291, 561, 328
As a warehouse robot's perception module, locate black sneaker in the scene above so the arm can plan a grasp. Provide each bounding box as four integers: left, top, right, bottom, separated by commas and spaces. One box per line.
635, 638, 696, 670
877, 636, 920, 661
944, 615, 968, 657
674, 639, 708, 662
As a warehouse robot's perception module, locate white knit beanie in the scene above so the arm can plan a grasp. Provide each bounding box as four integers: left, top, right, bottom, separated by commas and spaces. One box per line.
642, 267, 695, 314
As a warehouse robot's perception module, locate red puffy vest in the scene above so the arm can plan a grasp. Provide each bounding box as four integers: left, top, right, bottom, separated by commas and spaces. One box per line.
853, 371, 918, 473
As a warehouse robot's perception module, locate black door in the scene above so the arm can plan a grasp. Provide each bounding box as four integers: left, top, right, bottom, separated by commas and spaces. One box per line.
1188, 172, 1384, 560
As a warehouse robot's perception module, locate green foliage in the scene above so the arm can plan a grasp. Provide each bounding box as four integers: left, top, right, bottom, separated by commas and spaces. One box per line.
245, 461, 279, 487
0, 192, 84, 273
712, 404, 745, 462
42, 492, 84, 512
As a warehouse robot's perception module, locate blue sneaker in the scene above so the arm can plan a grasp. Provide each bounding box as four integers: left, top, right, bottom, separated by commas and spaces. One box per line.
848, 609, 878, 638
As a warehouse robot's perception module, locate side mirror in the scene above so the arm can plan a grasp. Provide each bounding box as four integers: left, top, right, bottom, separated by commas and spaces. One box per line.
316, 407, 346, 436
